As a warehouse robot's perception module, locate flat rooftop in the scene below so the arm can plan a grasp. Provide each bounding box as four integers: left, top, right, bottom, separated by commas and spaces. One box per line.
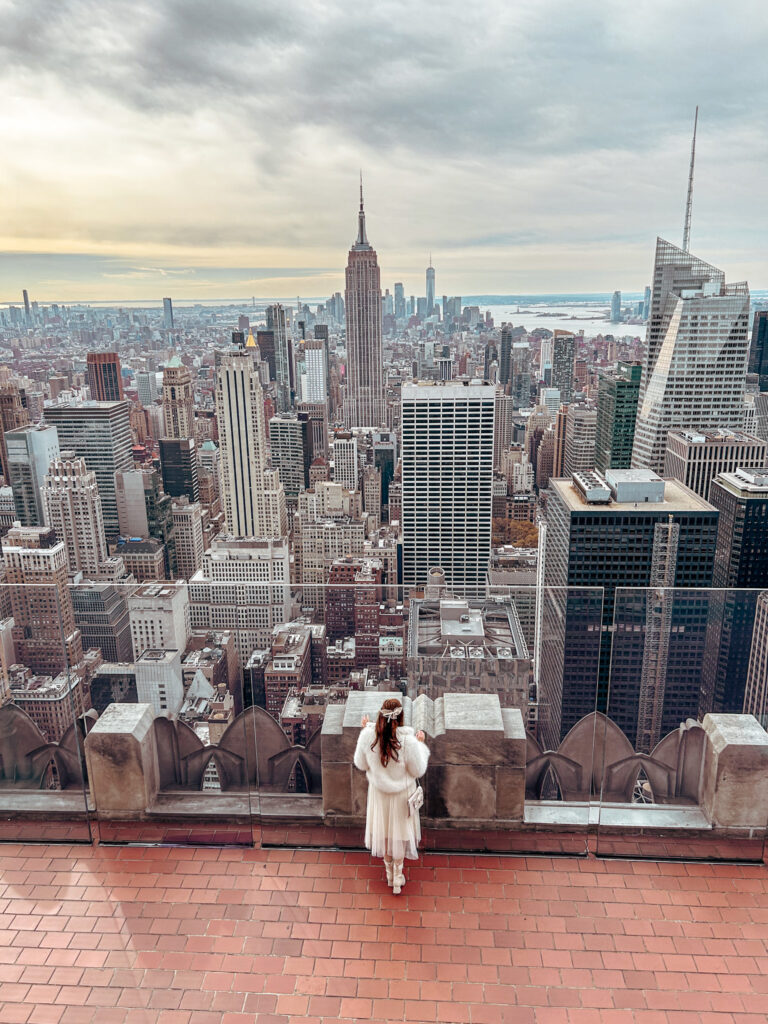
669, 427, 764, 444
716, 469, 768, 495
402, 380, 494, 400
0, 842, 765, 1023
551, 476, 714, 513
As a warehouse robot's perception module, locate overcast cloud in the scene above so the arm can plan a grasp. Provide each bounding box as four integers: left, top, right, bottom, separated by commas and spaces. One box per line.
1, 0, 766, 300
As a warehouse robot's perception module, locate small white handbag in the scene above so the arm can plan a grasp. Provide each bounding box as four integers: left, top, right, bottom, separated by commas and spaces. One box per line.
407, 780, 424, 816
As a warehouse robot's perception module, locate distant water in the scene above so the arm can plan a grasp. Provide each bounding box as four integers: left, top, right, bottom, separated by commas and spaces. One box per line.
480, 301, 644, 337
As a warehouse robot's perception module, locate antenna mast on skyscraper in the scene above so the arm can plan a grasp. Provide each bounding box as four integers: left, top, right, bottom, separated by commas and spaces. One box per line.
682, 106, 698, 253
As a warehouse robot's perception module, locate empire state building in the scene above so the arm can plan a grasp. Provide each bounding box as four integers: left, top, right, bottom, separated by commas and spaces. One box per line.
344, 183, 386, 428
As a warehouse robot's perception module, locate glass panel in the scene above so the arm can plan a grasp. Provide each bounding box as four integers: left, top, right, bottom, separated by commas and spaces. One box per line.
414, 584, 603, 857
596, 587, 766, 861
259, 580, 356, 849
82, 581, 257, 847
0, 582, 92, 844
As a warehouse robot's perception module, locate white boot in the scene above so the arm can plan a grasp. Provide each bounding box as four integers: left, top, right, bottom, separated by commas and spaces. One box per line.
392, 859, 405, 894
384, 856, 394, 887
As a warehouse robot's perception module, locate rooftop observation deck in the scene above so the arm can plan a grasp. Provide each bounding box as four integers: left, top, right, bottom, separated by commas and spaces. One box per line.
1, 842, 767, 1024
1, 693, 767, 1022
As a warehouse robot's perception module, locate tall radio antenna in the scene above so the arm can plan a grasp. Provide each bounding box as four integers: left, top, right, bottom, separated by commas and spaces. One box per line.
682, 106, 698, 252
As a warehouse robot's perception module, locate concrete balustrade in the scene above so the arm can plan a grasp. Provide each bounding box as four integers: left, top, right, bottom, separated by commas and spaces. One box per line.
702, 713, 768, 830
12, 695, 754, 850
84, 702, 159, 818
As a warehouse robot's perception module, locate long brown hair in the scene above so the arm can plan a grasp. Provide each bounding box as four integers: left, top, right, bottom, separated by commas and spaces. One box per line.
371, 698, 404, 766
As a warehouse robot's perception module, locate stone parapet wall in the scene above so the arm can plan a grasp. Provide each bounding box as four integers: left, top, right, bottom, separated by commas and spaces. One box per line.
1, 695, 765, 856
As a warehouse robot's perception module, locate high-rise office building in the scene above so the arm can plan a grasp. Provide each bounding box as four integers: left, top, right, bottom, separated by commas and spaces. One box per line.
562, 405, 597, 478
172, 498, 205, 581
539, 337, 554, 384
44, 400, 133, 541
22, 289, 30, 321
754, 393, 768, 444
159, 436, 199, 502
136, 370, 159, 407
302, 338, 328, 402
215, 351, 286, 538
552, 331, 575, 403
266, 303, 292, 412
663, 428, 767, 500
256, 330, 276, 380
483, 341, 498, 384
642, 285, 651, 321
426, 259, 435, 316
401, 381, 495, 596
268, 414, 312, 500
372, 431, 396, 516
114, 466, 175, 577
542, 470, 718, 751
86, 352, 124, 402
394, 282, 406, 320
163, 297, 174, 329
115, 468, 151, 537
705, 469, 768, 713
344, 184, 385, 427
161, 356, 195, 439
332, 432, 359, 492
510, 342, 532, 408
296, 401, 329, 461
540, 387, 561, 418
499, 325, 513, 389
595, 362, 642, 474
0, 384, 30, 480
363, 466, 382, 529
313, 323, 331, 392
294, 515, 366, 612
493, 391, 515, 471
744, 592, 768, 723
610, 290, 622, 323
748, 310, 768, 391
5, 423, 60, 526
41, 457, 107, 577
72, 583, 133, 663
128, 581, 190, 660
5, 524, 83, 676
198, 438, 220, 498
632, 239, 750, 474
189, 536, 291, 661
553, 406, 568, 477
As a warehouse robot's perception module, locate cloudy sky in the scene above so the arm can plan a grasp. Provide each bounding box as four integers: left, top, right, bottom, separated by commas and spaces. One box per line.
1, 0, 766, 302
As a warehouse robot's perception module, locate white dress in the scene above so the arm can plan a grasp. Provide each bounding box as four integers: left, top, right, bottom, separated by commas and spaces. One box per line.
353, 724, 430, 861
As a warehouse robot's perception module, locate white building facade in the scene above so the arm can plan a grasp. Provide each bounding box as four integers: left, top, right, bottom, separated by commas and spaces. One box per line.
401, 381, 495, 597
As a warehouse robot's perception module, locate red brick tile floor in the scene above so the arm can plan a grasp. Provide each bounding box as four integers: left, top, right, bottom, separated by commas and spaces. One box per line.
0, 844, 767, 1023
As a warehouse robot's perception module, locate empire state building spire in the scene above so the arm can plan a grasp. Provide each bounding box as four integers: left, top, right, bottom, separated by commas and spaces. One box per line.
354, 173, 370, 249
344, 178, 385, 427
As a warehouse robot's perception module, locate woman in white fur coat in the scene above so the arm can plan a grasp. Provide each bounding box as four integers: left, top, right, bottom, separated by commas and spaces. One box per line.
353, 697, 430, 894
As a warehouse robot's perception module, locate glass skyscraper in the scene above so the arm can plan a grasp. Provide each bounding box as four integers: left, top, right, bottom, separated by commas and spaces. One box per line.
632, 239, 750, 474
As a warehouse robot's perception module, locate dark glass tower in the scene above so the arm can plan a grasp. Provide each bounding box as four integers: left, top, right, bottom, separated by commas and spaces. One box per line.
595, 362, 642, 474
748, 311, 768, 390
158, 437, 199, 503
704, 469, 768, 713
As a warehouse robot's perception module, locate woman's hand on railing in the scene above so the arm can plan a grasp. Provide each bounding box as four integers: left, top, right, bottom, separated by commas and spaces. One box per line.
361, 714, 370, 727
416, 730, 425, 743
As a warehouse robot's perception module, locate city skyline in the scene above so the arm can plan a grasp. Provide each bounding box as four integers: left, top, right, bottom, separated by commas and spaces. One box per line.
2, 0, 767, 300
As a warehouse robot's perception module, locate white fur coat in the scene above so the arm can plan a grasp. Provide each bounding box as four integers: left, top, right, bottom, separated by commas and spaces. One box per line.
353, 724, 430, 793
